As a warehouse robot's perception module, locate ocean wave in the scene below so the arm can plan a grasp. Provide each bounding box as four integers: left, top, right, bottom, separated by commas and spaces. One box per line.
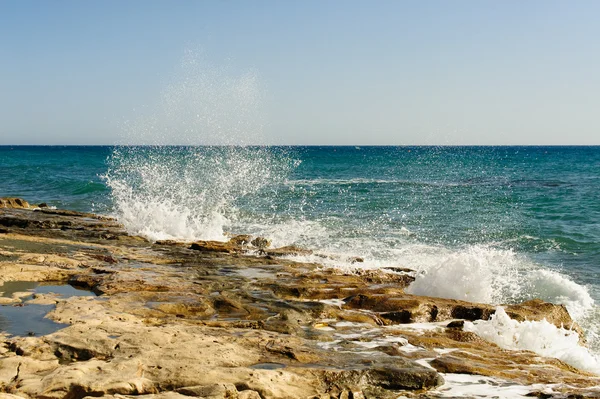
256, 226, 598, 356
465, 307, 600, 374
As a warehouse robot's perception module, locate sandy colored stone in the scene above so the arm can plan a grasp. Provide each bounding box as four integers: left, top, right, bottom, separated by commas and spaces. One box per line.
1, 200, 599, 399
238, 390, 262, 399
0, 198, 30, 209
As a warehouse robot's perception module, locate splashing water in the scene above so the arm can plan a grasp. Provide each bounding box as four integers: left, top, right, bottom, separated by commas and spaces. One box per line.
105, 146, 291, 241
120, 49, 265, 146
105, 50, 292, 241
98, 51, 600, 373
465, 307, 600, 374
403, 243, 599, 354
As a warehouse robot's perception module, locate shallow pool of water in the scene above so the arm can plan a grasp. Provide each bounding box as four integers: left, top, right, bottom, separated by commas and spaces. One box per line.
0, 281, 95, 337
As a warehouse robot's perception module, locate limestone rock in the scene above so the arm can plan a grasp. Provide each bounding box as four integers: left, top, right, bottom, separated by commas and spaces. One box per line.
0, 198, 30, 209
262, 245, 313, 257
0, 203, 597, 399
175, 383, 238, 398
238, 391, 261, 399
250, 236, 271, 249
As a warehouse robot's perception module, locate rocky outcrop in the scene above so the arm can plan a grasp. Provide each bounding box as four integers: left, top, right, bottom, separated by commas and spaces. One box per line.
0, 199, 598, 398
0, 198, 30, 209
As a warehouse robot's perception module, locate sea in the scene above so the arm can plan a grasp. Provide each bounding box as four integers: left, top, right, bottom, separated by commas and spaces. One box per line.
1, 144, 600, 381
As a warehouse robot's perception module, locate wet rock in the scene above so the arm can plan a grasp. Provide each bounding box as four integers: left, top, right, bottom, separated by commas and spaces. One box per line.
251, 237, 271, 249
352, 269, 414, 286
262, 245, 313, 257
446, 320, 465, 329
505, 299, 585, 341
364, 366, 444, 390
343, 294, 440, 323
39, 207, 113, 220
317, 364, 443, 396
190, 241, 238, 253
451, 304, 495, 321
229, 235, 252, 246
155, 239, 190, 247
381, 267, 415, 274
430, 355, 497, 375
444, 329, 487, 343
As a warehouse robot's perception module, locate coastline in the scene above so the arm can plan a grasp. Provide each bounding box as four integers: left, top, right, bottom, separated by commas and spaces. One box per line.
0, 198, 599, 399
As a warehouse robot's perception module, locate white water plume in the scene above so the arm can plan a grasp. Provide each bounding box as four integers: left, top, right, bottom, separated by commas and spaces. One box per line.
120, 49, 264, 146
106, 50, 291, 240
105, 146, 290, 241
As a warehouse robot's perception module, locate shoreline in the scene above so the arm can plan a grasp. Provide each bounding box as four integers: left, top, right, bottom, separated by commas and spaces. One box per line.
0, 198, 599, 399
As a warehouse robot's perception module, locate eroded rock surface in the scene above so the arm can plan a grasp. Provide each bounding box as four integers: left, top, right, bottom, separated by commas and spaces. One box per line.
0, 200, 598, 399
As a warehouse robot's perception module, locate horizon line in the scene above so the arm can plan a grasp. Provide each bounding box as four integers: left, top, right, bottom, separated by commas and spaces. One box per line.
1, 144, 600, 148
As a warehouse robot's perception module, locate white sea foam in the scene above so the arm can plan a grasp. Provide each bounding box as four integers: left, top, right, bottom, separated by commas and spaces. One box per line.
525, 269, 595, 320
433, 373, 558, 398
465, 307, 600, 374
405, 245, 595, 321
405, 245, 523, 304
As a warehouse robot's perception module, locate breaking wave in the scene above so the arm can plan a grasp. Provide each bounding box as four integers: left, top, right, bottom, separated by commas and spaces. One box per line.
104, 146, 292, 241
465, 307, 600, 374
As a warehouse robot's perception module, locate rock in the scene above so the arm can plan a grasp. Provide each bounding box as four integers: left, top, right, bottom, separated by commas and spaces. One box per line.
262, 245, 313, 257
238, 391, 261, 399
155, 240, 190, 247
0, 198, 30, 209
190, 240, 238, 253
381, 267, 415, 274
176, 383, 239, 398
343, 294, 441, 323
352, 269, 415, 286
316, 365, 443, 397
446, 320, 465, 329
505, 299, 585, 342
364, 366, 444, 390
251, 237, 271, 249
0, 203, 597, 399
229, 235, 252, 246
430, 355, 497, 375
449, 304, 492, 320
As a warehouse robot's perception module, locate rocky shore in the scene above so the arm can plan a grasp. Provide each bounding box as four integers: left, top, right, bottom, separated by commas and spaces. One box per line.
0, 198, 599, 399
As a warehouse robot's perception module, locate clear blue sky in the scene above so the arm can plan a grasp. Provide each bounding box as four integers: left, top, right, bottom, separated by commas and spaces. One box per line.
1, 0, 599, 145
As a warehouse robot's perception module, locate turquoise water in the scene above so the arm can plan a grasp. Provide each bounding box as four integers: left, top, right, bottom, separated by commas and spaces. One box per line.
1, 145, 600, 354
1, 145, 598, 273
1, 145, 598, 278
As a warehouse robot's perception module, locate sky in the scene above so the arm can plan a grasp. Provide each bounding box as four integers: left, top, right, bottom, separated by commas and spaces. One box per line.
0, 0, 599, 145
